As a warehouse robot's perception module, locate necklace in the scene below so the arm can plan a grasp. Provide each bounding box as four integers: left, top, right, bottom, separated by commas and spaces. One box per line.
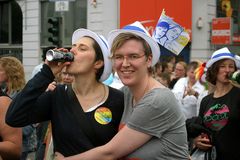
98, 84, 106, 104
73, 84, 106, 108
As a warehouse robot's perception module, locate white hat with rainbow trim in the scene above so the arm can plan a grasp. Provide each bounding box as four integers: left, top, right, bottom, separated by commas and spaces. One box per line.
206, 47, 240, 68
72, 28, 112, 82
108, 21, 160, 66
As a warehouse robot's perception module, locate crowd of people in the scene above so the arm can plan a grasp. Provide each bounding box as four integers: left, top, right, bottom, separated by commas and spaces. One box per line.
0, 20, 239, 160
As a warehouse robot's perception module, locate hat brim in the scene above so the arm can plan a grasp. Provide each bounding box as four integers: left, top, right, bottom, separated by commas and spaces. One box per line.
72, 29, 112, 82
206, 56, 237, 68
108, 29, 160, 66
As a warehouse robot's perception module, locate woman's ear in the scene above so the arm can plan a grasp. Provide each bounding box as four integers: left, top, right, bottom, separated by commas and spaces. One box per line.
94, 60, 104, 70
147, 55, 153, 67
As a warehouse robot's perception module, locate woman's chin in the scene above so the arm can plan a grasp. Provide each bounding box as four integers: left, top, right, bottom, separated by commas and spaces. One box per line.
121, 80, 135, 87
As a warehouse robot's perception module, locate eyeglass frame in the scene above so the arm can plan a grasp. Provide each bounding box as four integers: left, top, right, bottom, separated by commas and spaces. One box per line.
111, 53, 146, 63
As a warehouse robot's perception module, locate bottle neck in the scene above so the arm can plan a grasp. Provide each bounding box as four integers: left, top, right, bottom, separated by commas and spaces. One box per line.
230, 70, 240, 83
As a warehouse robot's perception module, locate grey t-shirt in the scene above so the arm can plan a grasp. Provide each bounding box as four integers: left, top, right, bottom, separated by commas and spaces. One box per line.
121, 87, 189, 160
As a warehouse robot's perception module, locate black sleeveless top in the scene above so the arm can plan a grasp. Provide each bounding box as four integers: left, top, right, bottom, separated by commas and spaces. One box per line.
0, 89, 8, 97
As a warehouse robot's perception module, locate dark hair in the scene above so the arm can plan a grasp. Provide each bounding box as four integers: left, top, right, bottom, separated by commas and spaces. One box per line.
158, 72, 171, 86
206, 59, 237, 85
161, 61, 169, 73
155, 61, 163, 72
91, 37, 104, 81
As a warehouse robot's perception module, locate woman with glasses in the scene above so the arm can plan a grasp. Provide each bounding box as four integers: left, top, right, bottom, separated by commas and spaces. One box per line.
56, 21, 189, 160
6, 29, 124, 157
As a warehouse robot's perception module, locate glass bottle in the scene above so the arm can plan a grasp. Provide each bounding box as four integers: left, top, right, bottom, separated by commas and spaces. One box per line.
229, 70, 240, 84
46, 50, 74, 62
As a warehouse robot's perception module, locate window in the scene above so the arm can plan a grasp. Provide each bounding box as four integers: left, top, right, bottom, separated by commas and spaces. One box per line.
41, 0, 87, 47
217, 0, 240, 34
0, 0, 22, 44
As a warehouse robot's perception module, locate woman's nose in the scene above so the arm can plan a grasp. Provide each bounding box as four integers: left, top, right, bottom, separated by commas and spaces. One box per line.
122, 57, 130, 66
70, 47, 74, 53
70, 47, 76, 55
225, 66, 231, 72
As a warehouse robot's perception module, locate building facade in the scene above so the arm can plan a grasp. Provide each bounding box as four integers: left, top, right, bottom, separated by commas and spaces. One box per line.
0, 0, 239, 80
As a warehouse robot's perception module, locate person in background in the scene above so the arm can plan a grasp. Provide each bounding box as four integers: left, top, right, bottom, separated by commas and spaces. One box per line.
60, 67, 74, 84
31, 47, 56, 160
46, 66, 75, 92
162, 61, 174, 75
0, 56, 25, 98
187, 47, 240, 160
32, 47, 73, 160
169, 61, 187, 89
155, 72, 171, 88
172, 61, 205, 119
55, 21, 189, 160
0, 56, 37, 160
6, 28, 124, 157
153, 61, 163, 78
21, 125, 37, 160
0, 89, 22, 160
161, 55, 176, 80
31, 46, 55, 78
194, 62, 215, 116
43, 66, 75, 159
167, 55, 176, 66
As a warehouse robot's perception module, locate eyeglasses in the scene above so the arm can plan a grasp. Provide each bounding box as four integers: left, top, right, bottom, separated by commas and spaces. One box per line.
175, 68, 184, 72
112, 54, 145, 63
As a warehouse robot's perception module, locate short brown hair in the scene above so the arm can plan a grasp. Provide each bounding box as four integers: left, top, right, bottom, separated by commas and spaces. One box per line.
110, 32, 153, 74
110, 32, 152, 58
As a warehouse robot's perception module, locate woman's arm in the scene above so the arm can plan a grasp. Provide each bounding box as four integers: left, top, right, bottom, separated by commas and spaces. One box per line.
0, 96, 22, 160
6, 64, 55, 127
57, 126, 152, 160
